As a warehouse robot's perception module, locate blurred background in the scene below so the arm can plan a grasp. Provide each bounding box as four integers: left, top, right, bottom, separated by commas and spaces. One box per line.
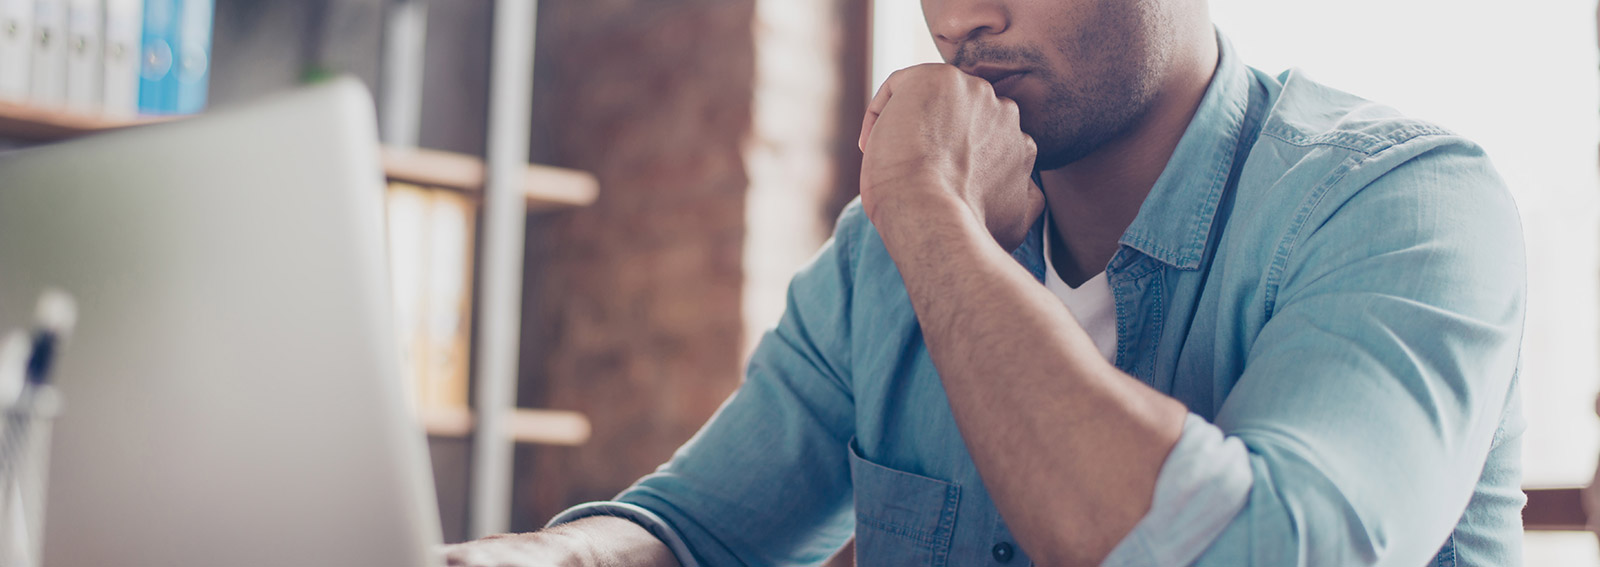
6, 0, 1596, 563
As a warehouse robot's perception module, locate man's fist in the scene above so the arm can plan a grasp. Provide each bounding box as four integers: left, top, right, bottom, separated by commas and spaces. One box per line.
858, 63, 1044, 251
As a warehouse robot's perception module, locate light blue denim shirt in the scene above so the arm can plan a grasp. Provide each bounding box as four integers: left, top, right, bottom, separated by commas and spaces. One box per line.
552, 33, 1526, 567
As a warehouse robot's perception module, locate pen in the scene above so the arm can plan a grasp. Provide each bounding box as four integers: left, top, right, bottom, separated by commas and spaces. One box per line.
0, 289, 76, 484
23, 289, 74, 388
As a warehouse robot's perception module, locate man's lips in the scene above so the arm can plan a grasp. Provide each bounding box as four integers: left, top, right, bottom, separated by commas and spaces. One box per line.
990, 72, 1028, 97
964, 64, 1030, 97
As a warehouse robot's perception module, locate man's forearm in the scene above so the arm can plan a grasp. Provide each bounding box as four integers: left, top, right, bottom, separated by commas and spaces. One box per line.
442, 516, 680, 567
871, 195, 1188, 566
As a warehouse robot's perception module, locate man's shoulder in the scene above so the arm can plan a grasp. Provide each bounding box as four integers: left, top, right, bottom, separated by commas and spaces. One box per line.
1253, 67, 1462, 158
1235, 66, 1504, 212
1225, 67, 1516, 279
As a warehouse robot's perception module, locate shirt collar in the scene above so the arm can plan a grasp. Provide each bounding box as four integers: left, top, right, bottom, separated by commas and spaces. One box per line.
1012, 31, 1255, 278
1115, 31, 1255, 270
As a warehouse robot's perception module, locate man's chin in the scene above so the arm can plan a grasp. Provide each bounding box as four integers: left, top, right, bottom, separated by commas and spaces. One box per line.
1030, 120, 1141, 171
1032, 141, 1097, 171
1022, 119, 1097, 171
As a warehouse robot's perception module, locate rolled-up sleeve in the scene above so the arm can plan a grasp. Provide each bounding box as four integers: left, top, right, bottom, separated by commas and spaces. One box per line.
1181, 141, 1526, 566
1102, 414, 1254, 567
549, 206, 868, 566
547, 502, 705, 567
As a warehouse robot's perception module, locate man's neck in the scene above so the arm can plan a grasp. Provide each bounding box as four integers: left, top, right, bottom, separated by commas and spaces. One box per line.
1040, 36, 1220, 287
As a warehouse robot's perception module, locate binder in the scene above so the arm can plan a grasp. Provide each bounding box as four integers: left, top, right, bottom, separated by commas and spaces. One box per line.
170, 0, 205, 113
135, 0, 172, 112
28, 0, 63, 105
101, 0, 139, 117
138, 0, 207, 114
62, 0, 97, 110
0, 0, 30, 101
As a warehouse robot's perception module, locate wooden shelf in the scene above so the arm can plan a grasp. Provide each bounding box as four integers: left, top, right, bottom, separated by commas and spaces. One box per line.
420, 406, 591, 446
0, 99, 167, 141
0, 101, 600, 213
1525, 486, 1589, 531
381, 146, 599, 212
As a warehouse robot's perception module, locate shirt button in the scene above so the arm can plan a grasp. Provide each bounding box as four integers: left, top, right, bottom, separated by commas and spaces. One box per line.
992, 542, 1014, 563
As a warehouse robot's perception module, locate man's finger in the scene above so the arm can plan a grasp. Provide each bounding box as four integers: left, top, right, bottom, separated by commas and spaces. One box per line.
858, 72, 900, 152
859, 64, 972, 152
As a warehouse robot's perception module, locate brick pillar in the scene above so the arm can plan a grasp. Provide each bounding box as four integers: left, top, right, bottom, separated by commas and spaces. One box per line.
515, 0, 758, 529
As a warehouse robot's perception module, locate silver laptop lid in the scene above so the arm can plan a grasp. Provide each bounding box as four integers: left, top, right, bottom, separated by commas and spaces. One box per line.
0, 78, 442, 567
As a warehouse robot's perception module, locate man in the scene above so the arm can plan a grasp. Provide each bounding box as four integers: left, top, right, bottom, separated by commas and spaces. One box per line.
445, 0, 1526, 564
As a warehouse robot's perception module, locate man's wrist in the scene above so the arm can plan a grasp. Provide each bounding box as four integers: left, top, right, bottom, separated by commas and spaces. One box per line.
550, 516, 682, 567
866, 189, 983, 254
441, 516, 680, 567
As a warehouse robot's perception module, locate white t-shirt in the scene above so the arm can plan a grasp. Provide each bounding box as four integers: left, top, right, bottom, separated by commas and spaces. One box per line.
1038, 220, 1251, 567
1041, 213, 1118, 363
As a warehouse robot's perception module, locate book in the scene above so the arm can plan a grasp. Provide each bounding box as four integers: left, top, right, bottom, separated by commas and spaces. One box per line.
384, 183, 477, 414
0, 0, 29, 101
385, 182, 431, 411
62, 0, 97, 110
421, 188, 476, 412
101, 0, 140, 117
28, 0, 63, 105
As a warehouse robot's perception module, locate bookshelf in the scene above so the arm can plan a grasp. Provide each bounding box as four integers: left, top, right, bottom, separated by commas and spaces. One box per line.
420, 407, 590, 446
0, 101, 596, 447
0, 102, 599, 212
0, 100, 168, 140
381, 146, 598, 211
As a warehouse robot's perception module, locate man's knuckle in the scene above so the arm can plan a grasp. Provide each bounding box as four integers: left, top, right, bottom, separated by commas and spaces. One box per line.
900, 63, 941, 80
956, 69, 980, 88
918, 64, 955, 84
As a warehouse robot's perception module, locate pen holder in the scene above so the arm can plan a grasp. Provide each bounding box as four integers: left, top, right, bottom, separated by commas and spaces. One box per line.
0, 387, 61, 567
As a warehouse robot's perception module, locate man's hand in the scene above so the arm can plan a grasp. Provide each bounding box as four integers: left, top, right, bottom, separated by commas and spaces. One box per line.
441, 531, 568, 567
857, 64, 1044, 251
439, 516, 679, 567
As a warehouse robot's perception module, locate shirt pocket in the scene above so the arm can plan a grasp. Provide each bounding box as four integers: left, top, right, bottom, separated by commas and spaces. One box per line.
848, 437, 961, 567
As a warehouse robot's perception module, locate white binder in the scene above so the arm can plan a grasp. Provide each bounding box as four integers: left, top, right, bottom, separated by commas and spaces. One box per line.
0, 0, 31, 101
101, 0, 140, 117
62, 0, 97, 110
28, 0, 63, 105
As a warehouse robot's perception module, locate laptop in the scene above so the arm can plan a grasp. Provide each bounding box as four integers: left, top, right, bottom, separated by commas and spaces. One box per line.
0, 78, 443, 567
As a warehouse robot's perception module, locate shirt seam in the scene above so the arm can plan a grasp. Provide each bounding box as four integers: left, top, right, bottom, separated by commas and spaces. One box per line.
1261, 154, 1359, 319
857, 516, 942, 548
1260, 121, 1457, 156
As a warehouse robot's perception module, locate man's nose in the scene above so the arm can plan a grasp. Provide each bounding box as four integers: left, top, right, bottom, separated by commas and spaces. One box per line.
925, 0, 1010, 47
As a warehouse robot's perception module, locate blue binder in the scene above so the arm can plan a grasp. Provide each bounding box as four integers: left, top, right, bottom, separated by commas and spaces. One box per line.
138, 0, 210, 114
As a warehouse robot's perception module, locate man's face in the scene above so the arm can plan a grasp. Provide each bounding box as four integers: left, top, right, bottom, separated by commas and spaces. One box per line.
922, 0, 1181, 170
